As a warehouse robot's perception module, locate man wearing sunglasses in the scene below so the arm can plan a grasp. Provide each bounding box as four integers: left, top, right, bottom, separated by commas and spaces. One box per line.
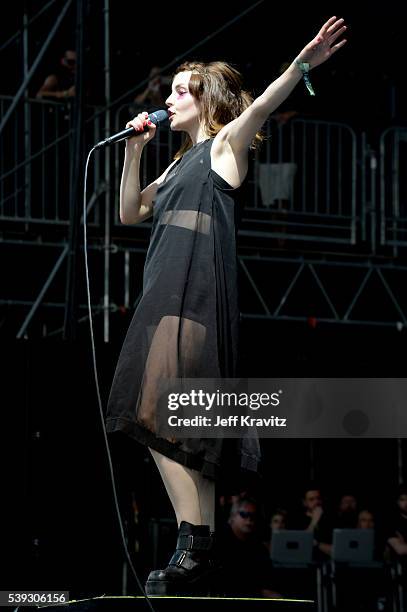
36, 50, 76, 100
216, 496, 280, 598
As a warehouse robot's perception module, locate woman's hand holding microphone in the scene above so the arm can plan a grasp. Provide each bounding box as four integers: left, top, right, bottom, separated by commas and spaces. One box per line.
125, 111, 157, 148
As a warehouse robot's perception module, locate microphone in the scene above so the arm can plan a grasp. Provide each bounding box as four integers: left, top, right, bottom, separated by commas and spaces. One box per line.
94, 109, 169, 149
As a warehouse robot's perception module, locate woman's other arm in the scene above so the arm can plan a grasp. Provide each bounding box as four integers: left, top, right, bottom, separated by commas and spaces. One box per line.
120, 111, 177, 224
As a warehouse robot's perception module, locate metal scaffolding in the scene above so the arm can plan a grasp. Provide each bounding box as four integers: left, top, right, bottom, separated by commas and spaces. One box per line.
1, 3, 407, 340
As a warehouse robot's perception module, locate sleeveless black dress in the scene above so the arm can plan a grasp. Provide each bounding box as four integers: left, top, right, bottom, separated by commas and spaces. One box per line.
105, 139, 260, 479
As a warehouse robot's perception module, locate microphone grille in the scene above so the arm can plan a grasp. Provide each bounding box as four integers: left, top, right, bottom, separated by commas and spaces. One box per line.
149, 109, 169, 125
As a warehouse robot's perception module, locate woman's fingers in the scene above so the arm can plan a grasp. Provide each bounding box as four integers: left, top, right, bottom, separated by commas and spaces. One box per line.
331, 39, 347, 53
126, 111, 149, 132
327, 17, 345, 33
328, 25, 347, 46
319, 15, 338, 36
319, 16, 345, 40
125, 110, 157, 144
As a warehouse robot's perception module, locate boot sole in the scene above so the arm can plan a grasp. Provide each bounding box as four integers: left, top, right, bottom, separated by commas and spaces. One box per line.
145, 567, 220, 597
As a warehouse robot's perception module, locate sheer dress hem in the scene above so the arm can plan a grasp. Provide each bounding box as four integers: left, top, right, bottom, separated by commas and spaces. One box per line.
106, 416, 259, 481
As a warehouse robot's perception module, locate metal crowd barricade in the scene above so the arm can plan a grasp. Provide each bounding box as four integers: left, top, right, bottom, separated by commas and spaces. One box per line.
0, 95, 103, 226
111, 112, 359, 246
379, 126, 407, 249
246, 117, 358, 245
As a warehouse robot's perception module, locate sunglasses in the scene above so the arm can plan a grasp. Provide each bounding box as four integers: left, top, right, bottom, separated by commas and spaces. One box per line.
239, 510, 256, 519
65, 59, 76, 66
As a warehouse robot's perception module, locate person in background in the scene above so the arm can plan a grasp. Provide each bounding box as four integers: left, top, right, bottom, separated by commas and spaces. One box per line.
266, 508, 288, 554
217, 496, 280, 598
293, 485, 333, 558
334, 492, 359, 528
387, 484, 407, 557
357, 507, 383, 558
36, 49, 76, 100
357, 508, 375, 530
218, 487, 250, 525
133, 66, 172, 110
270, 508, 287, 532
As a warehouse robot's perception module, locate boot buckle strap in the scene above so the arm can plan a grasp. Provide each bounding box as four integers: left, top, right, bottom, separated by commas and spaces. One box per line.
177, 534, 213, 551
169, 548, 205, 570
177, 534, 195, 550
176, 551, 187, 566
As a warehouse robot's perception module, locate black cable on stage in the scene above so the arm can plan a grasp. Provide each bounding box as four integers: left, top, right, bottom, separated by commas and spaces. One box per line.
82, 146, 157, 612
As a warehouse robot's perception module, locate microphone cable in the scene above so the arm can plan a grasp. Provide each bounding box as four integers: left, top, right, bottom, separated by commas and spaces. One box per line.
82, 146, 157, 612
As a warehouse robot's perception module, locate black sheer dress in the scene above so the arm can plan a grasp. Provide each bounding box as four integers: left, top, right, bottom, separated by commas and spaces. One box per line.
106, 139, 260, 479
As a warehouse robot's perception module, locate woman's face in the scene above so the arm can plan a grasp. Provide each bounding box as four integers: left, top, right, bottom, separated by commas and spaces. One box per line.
166, 71, 201, 132
357, 510, 374, 529
398, 494, 407, 515
271, 513, 286, 531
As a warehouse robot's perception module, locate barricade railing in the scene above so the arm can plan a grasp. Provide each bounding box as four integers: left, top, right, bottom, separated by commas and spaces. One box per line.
3, 99, 405, 257
247, 118, 358, 245
0, 95, 103, 226
379, 126, 407, 249
112, 109, 358, 245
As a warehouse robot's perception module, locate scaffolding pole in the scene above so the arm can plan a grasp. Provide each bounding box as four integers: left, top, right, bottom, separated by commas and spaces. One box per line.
63, 0, 86, 340
103, 0, 111, 343
0, 0, 72, 136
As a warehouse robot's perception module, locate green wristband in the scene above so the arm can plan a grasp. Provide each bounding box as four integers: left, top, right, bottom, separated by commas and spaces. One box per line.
294, 60, 315, 96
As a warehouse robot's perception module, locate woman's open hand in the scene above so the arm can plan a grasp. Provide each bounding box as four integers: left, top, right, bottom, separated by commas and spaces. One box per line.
296, 16, 347, 69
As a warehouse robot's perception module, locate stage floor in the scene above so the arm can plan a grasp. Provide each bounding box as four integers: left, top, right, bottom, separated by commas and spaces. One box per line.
38, 594, 315, 611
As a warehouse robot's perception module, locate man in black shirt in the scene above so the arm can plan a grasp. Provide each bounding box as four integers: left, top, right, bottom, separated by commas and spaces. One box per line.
36, 50, 76, 100
387, 484, 407, 557
334, 493, 359, 528
217, 496, 280, 598
293, 485, 333, 558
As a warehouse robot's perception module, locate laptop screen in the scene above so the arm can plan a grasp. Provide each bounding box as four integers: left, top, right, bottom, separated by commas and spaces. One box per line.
271, 530, 314, 564
332, 528, 374, 563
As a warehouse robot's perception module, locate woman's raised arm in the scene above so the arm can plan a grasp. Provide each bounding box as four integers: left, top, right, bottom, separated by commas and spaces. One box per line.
222, 16, 347, 154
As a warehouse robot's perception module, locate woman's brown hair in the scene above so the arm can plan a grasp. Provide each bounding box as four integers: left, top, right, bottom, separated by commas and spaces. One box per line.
172, 61, 263, 159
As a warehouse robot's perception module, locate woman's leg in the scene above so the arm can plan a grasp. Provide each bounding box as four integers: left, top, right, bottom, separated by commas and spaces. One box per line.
149, 448, 215, 531
146, 449, 218, 594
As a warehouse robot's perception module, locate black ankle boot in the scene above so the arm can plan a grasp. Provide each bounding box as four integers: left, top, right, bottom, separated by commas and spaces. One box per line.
145, 521, 218, 596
